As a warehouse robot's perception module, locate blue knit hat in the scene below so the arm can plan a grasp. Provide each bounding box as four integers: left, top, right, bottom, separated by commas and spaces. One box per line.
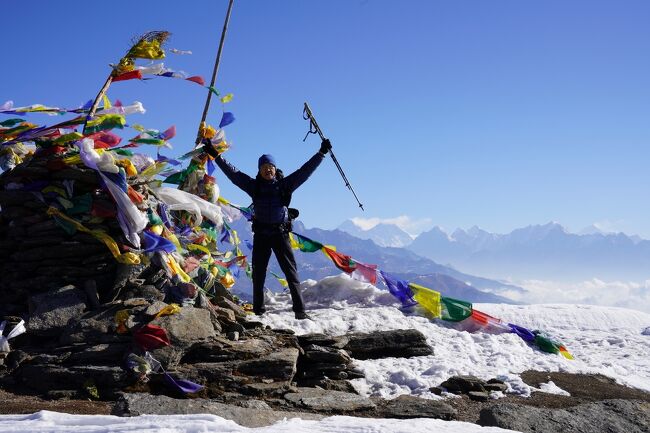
258, 154, 276, 169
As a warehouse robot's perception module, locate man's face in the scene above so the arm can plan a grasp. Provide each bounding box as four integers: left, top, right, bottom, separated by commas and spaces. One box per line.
259, 163, 276, 181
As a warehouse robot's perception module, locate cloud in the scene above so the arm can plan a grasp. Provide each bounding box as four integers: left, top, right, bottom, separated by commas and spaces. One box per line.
350, 215, 434, 237
501, 278, 650, 313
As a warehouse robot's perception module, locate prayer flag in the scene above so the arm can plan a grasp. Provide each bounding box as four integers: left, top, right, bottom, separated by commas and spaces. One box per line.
289, 232, 323, 252
440, 297, 472, 322
218, 112, 235, 128
164, 372, 203, 394
142, 230, 177, 253
133, 324, 170, 351
409, 283, 442, 318
379, 271, 416, 306
350, 260, 378, 284
323, 247, 356, 273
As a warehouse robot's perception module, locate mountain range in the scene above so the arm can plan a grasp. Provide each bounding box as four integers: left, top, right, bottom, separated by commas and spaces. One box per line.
227, 218, 522, 304
337, 220, 650, 282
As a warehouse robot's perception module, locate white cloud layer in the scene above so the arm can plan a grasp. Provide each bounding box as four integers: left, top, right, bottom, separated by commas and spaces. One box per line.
502, 278, 650, 313
350, 215, 433, 237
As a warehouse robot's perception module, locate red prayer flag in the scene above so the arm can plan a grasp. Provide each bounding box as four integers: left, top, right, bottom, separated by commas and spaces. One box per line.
350, 261, 378, 284
113, 70, 143, 82
133, 324, 170, 351
185, 76, 206, 86
323, 247, 357, 274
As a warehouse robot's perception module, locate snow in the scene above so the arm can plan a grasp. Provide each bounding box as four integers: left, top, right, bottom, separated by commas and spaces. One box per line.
0, 411, 517, 433
262, 274, 650, 397
537, 381, 571, 396
2, 273, 650, 432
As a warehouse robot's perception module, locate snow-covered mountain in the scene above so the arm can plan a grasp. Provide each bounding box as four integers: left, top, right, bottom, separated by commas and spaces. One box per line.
337, 219, 414, 248
408, 222, 650, 281
227, 218, 523, 303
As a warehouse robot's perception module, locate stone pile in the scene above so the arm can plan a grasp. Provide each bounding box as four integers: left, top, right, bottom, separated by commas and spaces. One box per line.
0, 158, 123, 311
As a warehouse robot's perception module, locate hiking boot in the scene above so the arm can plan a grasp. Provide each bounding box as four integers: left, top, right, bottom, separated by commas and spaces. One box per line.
294, 311, 312, 320
253, 308, 266, 316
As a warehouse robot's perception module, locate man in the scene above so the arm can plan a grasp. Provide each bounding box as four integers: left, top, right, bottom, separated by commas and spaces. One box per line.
206, 139, 332, 319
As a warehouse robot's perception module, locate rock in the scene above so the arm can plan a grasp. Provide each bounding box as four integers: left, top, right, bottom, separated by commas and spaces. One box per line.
298, 378, 357, 393
59, 304, 129, 345
484, 382, 508, 392
148, 306, 216, 369
440, 375, 486, 394
65, 343, 131, 365
214, 297, 247, 318
28, 285, 88, 336
479, 399, 650, 433
19, 364, 127, 395
284, 388, 376, 412
302, 344, 352, 364
114, 393, 324, 427
468, 391, 490, 401
375, 395, 457, 420
236, 347, 299, 380
342, 329, 433, 360
297, 333, 349, 349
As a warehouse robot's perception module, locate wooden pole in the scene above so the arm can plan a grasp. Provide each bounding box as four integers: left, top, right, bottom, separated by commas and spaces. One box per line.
195, 0, 235, 147
82, 75, 114, 134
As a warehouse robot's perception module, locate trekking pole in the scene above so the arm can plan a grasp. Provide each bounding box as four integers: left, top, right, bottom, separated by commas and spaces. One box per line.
303, 102, 364, 211
194, 0, 235, 147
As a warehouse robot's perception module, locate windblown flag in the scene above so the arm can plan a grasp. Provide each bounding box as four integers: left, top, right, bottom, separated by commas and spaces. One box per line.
441, 297, 473, 322
470, 309, 511, 332
379, 271, 416, 306
350, 260, 378, 284
219, 112, 235, 128
322, 247, 356, 274
271, 271, 288, 288
409, 283, 442, 318
142, 230, 177, 253
289, 232, 323, 252
508, 323, 536, 342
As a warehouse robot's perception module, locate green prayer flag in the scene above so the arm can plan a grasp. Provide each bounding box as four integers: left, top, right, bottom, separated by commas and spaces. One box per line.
0, 118, 26, 128
441, 297, 473, 322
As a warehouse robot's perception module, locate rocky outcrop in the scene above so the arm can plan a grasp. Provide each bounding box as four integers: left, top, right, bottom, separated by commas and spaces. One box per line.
341, 329, 433, 359
113, 393, 325, 427
479, 399, 650, 433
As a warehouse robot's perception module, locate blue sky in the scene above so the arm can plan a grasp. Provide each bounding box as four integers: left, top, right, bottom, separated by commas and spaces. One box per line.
2, 0, 650, 237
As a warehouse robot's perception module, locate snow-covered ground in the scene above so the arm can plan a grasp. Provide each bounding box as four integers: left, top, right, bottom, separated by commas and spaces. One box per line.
1, 273, 649, 433
262, 275, 650, 398
0, 410, 517, 433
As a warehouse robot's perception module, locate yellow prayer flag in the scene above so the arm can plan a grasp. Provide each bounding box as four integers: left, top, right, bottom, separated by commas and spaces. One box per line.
220, 93, 233, 103
154, 303, 181, 319
409, 283, 442, 318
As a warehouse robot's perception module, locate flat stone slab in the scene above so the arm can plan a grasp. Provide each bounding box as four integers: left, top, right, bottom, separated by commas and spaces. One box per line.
114, 393, 324, 428
479, 399, 650, 433
284, 387, 376, 412
374, 395, 457, 420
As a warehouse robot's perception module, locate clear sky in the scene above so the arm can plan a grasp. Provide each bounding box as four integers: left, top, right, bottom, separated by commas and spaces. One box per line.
2, 0, 649, 237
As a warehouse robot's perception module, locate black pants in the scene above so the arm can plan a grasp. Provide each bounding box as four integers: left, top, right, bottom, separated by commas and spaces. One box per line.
252, 231, 305, 314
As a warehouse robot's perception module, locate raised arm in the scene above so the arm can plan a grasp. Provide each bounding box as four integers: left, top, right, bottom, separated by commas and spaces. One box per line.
283, 152, 325, 193
213, 154, 256, 197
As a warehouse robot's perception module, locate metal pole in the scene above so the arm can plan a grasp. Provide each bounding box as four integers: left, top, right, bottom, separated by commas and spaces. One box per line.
195, 0, 235, 147
303, 102, 364, 211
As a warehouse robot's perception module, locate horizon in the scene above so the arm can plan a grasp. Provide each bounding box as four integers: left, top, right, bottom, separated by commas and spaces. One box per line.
2, 1, 650, 239
338, 217, 648, 240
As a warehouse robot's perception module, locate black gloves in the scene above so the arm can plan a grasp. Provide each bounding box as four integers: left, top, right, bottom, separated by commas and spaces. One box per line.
202, 138, 219, 159
319, 139, 332, 155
